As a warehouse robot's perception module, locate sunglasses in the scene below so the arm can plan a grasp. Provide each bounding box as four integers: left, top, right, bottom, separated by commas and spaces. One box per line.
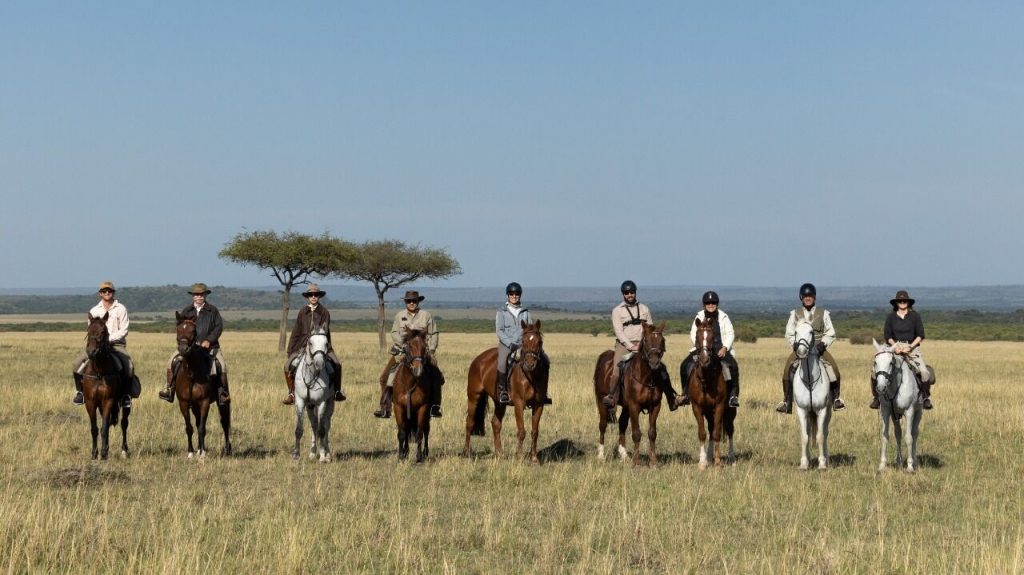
99, 289, 114, 294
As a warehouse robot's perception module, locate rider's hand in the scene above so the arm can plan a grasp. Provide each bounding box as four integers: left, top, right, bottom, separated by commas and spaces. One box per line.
816, 342, 827, 355
200, 340, 211, 349
717, 347, 727, 358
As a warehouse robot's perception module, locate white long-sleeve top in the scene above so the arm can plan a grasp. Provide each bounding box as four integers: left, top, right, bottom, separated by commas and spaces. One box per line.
88, 300, 129, 342
785, 306, 835, 347
688, 310, 735, 352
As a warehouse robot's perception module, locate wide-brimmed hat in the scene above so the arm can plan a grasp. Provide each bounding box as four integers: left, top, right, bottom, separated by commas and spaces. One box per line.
401, 290, 425, 303
98, 281, 116, 293
889, 290, 915, 307
188, 283, 212, 295
302, 283, 326, 298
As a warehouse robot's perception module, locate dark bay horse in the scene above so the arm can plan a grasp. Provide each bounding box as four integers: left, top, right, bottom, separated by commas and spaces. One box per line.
392, 329, 433, 462
594, 321, 666, 467
463, 320, 549, 463
81, 313, 130, 459
173, 312, 231, 459
684, 317, 736, 468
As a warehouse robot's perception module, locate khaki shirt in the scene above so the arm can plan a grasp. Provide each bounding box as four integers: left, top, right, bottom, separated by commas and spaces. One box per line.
89, 300, 129, 342
612, 302, 652, 346
391, 308, 438, 353
785, 306, 836, 347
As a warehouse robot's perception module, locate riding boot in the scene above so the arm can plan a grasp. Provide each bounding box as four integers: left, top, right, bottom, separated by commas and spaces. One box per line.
678, 357, 692, 406
727, 376, 740, 408
657, 367, 679, 411
603, 364, 624, 408
830, 378, 845, 411
159, 367, 175, 403
373, 386, 392, 419
282, 371, 295, 405
920, 380, 933, 410
72, 373, 85, 405
869, 376, 880, 409
775, 375, 793, 414
331, 366, 345, 402
497, 370, 511, 405
217, 374, 231, 406
430, 382, 442, 418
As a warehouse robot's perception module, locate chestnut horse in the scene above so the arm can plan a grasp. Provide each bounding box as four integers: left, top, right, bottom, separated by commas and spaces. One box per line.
81, 314, 130, 459
594, 321, 666, 467
173, 312, 232, 459
463, 320, 549, 463
684, 317, 736, 469
392, 329, 433, 462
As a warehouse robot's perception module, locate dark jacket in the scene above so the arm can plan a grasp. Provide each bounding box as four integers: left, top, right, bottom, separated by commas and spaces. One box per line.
180, 303, 223, 348
287, 305, 334, 356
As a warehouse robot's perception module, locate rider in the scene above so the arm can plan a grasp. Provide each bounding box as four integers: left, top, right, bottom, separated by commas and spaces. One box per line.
71, 281, 137, 408
282, 283, 345, 405
602, 280, 682, 411
495, 282, 552, 406
159, 283, 230, 405
372, 290, 444, 419
872, 290, 933, 410
776, 283, 845, 413
678, 291, 740, 408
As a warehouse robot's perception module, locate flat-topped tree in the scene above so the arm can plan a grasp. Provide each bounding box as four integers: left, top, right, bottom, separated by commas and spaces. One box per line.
219, 230, 356, 351
330, 239, 461, 351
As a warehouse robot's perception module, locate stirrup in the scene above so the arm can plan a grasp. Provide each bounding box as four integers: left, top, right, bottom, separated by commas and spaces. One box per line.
159, 387, 175, 403
922, 397, 933, 410
334, 390, 346, 402
832, 397, 846, 411
677, 395, 691, 406
602, 394, 616, 408
430, 405, 443, 418
728, 396, 740, 408
121, 396, 132, 409
775, 401, 791, 414
72, 391, 85, 406
282, 393, 295, 405
869, 397, 880, 410
498, 390, 511, 405
541, 396, 552, 405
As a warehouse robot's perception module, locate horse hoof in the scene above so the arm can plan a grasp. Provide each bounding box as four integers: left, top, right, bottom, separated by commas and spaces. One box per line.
698, 462, 708, 471
120, 450, 129, 459
531, 457, 539, 465
223, 446, 232, 457
187, 452, 194, 460
308, 453, 317, 461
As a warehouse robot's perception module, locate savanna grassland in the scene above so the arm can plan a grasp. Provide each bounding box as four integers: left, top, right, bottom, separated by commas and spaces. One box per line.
1, 331, 1022, 574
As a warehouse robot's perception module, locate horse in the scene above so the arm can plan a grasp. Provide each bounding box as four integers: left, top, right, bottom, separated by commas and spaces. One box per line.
392, 329, 434, 463
292, 326, 335, 462
463, 320, 550, 463
81, 313, 130, 459
791, 320, 832, 470
172, 312, 232, 459
593, 321, 666, 467
684, 317, 736, 469
872, 340, 924, 472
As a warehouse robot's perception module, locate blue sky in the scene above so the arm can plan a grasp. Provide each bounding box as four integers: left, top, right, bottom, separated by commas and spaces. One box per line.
2, 3, 1021, 289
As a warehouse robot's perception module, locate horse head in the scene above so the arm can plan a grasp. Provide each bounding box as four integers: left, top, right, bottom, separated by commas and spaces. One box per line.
86, 312, 110, 360
793, 321, 816, 359
403, 328, 428, 378
519, 319, 544, 372
694, 317, 716, 368
306, 325, 329, 372
639, 321, 666, 370
872, 338, 899, 397
175, 311, 197, 356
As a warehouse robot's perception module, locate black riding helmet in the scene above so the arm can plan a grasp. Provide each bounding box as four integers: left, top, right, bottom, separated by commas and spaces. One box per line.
620, 280, 637, 294
799, 283, 817, 298
702, 290, 720, 305
505, 282, 523, 296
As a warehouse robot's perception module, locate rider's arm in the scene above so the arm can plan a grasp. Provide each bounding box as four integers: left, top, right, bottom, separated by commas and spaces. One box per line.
689, 314, 699, 346
821, 311, 836, 347
611, 306, 629, 345
426, 313, 439, 354
719, 312, 735, 351
883, 313, 896, 346
109, 304, 129, 342
496, 309, 513, 348
784, 311, 798, 345
286, 309, 305, 355
207, 308, 223, 345
390, 313, 405, 346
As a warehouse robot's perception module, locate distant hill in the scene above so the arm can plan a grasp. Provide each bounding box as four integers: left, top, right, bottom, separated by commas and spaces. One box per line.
1, 284, 1023, 315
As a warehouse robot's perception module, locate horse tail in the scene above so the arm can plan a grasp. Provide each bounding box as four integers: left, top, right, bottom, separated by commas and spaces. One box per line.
471, 392, 488, 436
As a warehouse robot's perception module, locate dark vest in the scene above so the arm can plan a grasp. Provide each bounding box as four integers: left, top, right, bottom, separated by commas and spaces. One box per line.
793, 307, 825, 340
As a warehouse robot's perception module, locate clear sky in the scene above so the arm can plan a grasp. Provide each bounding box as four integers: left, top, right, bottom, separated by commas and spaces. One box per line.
2, 3, 1021, 289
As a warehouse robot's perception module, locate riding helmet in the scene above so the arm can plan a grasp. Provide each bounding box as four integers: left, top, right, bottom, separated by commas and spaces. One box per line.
620, 280, 637, 294
702, 290, 720, 305
505, 282, 523, 295
799, 283, 817, 298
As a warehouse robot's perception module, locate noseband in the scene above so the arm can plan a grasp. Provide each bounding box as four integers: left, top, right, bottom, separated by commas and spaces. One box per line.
873, 350, 901, 400
177, 320, 198, 355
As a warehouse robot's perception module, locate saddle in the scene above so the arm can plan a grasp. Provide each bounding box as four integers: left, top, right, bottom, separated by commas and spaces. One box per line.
790, 357, 837, 383
684, 353, 732, 382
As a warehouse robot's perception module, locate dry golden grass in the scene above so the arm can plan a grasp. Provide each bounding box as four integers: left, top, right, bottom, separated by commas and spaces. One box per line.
1, 331, 1022, 574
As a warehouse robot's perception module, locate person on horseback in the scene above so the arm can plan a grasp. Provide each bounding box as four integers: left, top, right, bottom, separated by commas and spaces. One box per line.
373, 290, 445, 419
602, 280, 682, 411
159, 283, 230, 405
281, 283, 345, 405
679, 290, 741, 408
776, 283, 845, 413
871, 290, 933, 410
71, 281, 137, 408
495, 282, 552, 406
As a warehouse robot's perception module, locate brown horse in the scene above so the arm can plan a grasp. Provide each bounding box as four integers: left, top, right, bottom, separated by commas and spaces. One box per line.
173, 312, 232, 458
684, 317, 736, 468
463, 320, 549, 463
81, 313, 130, 460
391, 329, 433, 462
593, 321, 666, 467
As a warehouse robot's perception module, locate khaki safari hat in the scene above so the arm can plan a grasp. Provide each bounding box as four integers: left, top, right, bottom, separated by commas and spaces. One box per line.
401, 290, 425, 303
889, 290, 915, 307
188, 283, 212, 295
302, 283, 326, 298
98, 281, 116, 293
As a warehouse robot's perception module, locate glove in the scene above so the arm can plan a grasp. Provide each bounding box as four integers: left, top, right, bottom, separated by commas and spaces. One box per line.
816, 342, 827, 355
389, 344, 402, 356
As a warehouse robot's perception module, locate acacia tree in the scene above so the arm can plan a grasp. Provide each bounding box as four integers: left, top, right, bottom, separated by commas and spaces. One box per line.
219, 230, 355, 351
329, 239, 461, 351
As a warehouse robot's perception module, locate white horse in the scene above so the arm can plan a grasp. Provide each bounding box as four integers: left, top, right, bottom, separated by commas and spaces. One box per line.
872, 340, 923, 472
792, 321, 832, 470
292, 327, 336, 463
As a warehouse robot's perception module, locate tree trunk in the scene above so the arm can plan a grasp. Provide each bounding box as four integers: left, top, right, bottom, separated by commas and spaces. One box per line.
376, 286, 387, 352
278, 285, 291, 352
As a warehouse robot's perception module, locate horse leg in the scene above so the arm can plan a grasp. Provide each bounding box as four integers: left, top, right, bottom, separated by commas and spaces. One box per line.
87, 404, 99, 460
180, 402, 194, 458
529, 405, 543, 465
197, 402, 210, 459
711, 403, 724, 467
120, 404, 130, 458
798, 409, 810, 470
463, 392, 477, 458
307, 405, 319, 460
905, 407, 917, 472
817, 410, 829, 470
415, 406, 428, 464
99, 402, 112, 460
492, 404, 506, 458
293, 401, 304, 460
647, 405, 659, 469
319, 401, 334, 463
694, 407, 709, 469
878, 411, 890, 471
513, 402, 527, 460
892, 414, 904, 468
629, 404, 643, 467
616, 408, 629, 461
218, 401, 232, 456
597, 397, 608, 461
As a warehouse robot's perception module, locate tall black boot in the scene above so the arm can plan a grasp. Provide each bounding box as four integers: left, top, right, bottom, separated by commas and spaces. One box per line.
830, 378, 845, 411
72, 373, 84, 405
919, 379, 933, 410
728, 368, 740, 408
373, 387, 392, 419
430, 377, 443, 418
497, 370, 510, 405
603, 364, 624, 408
776, 375, 793, 414
159, 366, 175, 403
217, 374, 231, 406
678, 356, 692, 406
657, 366, 679, 411
869, 376, 880, 409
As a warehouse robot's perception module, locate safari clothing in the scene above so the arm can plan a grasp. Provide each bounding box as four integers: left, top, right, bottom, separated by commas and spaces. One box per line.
497, 303, 532, 374
168, 302, 226, 374
285, 304, 341, 372
785, 306, 835, 348
74, 300, 133, 379
688, 310, 735, 353
390, 308, 438, 354
612, 302, 652, 347
884, 310, 925, 344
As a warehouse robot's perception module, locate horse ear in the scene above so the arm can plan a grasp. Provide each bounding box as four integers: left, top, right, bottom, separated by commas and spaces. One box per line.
101, 312, 109, 322
872, 338, 882, 352
535, 319, 541, 330
175, 311, 183, 323
657, 320, 667, 332
521, 319, 527, 329
694, 317, 701, 328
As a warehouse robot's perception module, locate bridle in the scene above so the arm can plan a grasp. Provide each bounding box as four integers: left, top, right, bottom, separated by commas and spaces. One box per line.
177, 319, 198, 356
301, 332, 329, 389
873, 350, 902, 402
518, 330, 544, 373
794, 327, 822, 391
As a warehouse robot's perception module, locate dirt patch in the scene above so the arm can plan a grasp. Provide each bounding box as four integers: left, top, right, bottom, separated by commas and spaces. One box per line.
42, 465, 131, 488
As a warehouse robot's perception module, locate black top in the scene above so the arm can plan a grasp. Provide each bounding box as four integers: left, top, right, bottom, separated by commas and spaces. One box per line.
180, 303, 223, 348
884, 310, 924, 343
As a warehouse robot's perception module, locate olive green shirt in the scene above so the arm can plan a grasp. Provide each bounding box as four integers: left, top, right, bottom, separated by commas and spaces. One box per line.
391, 308, 438, 353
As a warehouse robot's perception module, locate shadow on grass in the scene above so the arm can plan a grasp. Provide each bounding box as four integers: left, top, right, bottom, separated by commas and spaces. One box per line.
41, 465, 131, 488
829, 452, 857, 467
917, 454, 944, 468
232, 446, 279, 459
333, 449, 394, 461
537, 438, 587, 463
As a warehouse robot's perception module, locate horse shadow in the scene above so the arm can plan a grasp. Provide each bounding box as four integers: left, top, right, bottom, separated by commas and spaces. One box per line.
828, 452, 857, 467
916, 454, 944, 469
537, 438, 588, 463
333, 449, 394, 461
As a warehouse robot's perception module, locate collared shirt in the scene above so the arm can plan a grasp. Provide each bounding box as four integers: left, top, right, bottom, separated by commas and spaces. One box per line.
884, 310, 925, 343
496, 303, 533, 348
391, 308, 438, 353
785, 306, 835, 347
612, 301, 652, 345
88, 300, 129, 342
180, 302, 223, 348
689, 309, 735, 352
287, 304, 334, 356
